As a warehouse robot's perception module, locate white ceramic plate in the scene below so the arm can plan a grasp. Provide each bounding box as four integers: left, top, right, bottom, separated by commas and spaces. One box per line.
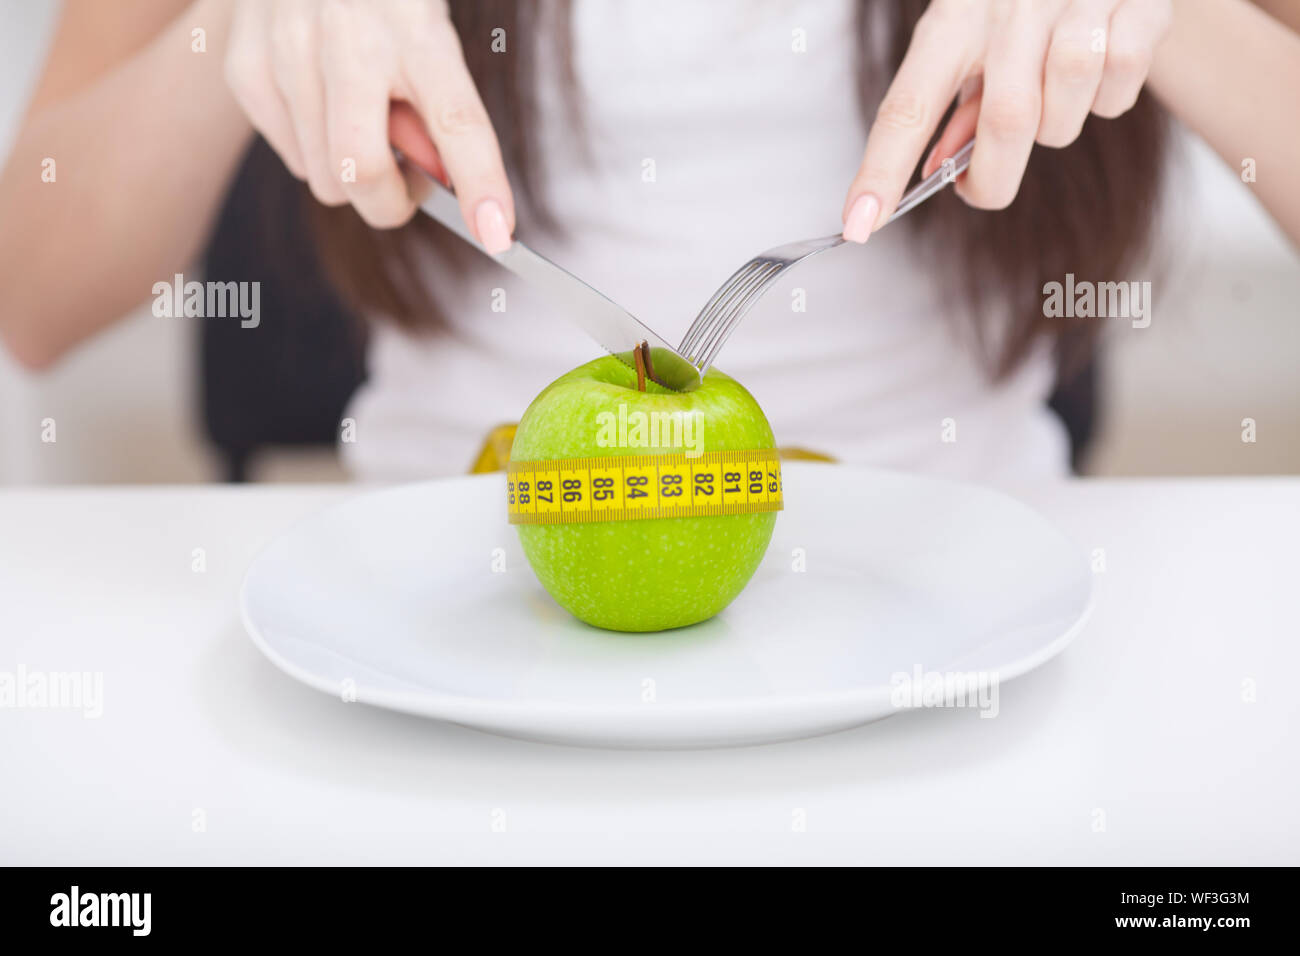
241, 463, 1092, 748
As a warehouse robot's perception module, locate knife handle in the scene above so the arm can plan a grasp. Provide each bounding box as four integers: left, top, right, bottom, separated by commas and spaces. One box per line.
395, 151, 486, 251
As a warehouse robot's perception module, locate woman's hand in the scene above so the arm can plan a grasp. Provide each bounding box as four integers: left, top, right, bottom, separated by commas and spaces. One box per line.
842, 0, 1172, 242
225, 0, 513, 250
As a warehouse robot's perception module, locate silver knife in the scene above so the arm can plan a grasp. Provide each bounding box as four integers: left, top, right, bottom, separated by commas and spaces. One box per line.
401, 160, 699, 390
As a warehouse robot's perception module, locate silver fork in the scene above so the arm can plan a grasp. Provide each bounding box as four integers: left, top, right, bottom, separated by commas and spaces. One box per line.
680, 139, 974, 376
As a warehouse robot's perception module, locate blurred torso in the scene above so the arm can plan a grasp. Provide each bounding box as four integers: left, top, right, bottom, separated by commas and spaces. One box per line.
343, 0, 1068, 480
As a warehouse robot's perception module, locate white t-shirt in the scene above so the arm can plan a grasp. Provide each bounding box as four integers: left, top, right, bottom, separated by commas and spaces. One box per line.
342, 0, 1069, 482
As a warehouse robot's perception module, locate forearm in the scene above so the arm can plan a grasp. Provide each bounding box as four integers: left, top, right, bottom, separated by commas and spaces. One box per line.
0, 0, 252, 368
1146, 0, 1300, 247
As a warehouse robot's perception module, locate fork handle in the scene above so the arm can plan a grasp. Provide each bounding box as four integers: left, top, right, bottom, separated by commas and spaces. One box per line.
886, 139, 975, 224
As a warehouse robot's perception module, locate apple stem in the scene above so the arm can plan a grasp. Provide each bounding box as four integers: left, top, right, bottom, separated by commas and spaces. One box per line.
634, 341, 647, 392
642, 343, 655, 384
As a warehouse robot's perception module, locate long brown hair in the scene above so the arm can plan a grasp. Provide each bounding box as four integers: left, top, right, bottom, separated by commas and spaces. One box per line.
311, 0, 1167, 382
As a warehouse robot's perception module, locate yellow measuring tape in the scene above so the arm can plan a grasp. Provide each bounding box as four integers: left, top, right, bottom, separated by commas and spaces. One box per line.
507, 449, 784, 525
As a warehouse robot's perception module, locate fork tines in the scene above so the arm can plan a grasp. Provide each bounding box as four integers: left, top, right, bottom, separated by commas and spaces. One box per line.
680, 259, 784, 368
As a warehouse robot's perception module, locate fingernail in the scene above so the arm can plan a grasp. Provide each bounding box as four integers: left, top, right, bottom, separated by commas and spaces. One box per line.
475, 199, 512, 254
842, 193, 880, 244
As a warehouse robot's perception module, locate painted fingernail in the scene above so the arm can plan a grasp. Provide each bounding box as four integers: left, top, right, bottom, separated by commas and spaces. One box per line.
475, 199, 512, 254
842, 193, 880, 244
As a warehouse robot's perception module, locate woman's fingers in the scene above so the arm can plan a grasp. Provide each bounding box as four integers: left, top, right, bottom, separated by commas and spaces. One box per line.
843, 0, 1167, 223
223, 0, 515, 238
320, 8, 413, 228
224, 0, 308, 180
389, 101, 448, 186
323, 77, 414, 228
269, 2, 347, 206
842, 6, 975, 242
1038, 0, 1116, 146
922, 94, 980, 180
960, 8, 1053, 209
1092, 0, 1171, 117
401, 29, 514, 253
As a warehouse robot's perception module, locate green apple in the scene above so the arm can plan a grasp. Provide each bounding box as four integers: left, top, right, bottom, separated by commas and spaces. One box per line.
511, 353, 778, 632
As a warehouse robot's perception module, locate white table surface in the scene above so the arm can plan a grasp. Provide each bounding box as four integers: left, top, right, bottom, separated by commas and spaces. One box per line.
2, 478, 1297, 865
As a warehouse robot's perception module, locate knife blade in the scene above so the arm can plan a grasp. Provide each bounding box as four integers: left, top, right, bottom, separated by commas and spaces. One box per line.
401, 160, 699, 391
